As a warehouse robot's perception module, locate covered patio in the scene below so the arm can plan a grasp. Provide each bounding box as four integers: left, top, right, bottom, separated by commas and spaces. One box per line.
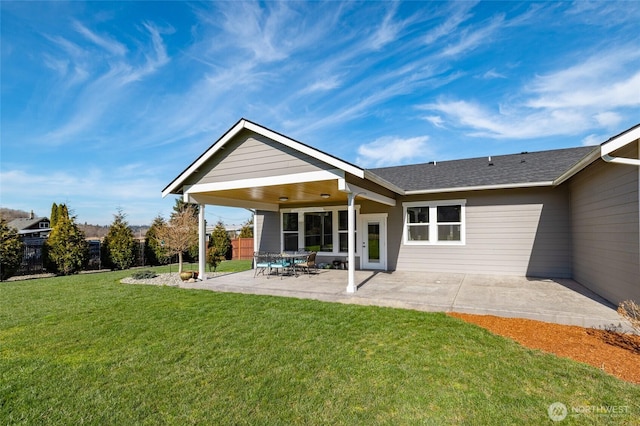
162, 119, 398, 293
178, 269, 624, 329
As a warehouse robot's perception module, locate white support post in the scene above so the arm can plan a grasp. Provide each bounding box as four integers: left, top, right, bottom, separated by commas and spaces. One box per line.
346, 192, 356, 293
198, 204, 206, 280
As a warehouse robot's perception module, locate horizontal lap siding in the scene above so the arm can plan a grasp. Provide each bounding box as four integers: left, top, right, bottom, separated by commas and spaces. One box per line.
185, 131, 330, 186
255, 211, 280, 253
570, 143, 640, 305
393, 188, 572, 277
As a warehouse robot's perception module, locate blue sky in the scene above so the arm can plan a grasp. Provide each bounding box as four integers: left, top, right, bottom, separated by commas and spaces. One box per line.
2, 1, 639, 226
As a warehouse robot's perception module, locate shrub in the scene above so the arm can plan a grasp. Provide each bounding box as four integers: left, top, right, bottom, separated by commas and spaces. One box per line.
104, 209, 136, 270
0, 219, 24, 280
131, 270, 157, 280
618, 300, 640, 334
43, 207, 88, 275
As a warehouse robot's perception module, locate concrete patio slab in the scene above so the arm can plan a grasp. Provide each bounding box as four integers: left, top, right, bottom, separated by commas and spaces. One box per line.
178, 269, 626, 329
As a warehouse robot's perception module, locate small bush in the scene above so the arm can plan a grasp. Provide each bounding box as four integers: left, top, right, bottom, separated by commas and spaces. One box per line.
618, 300, 640, 334
131, 270, 157, 280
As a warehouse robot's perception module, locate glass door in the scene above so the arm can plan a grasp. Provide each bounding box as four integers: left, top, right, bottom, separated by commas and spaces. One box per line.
361, 214, 387, 270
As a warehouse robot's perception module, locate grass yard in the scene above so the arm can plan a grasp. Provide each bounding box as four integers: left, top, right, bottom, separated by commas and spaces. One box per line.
1, 269, 639, 425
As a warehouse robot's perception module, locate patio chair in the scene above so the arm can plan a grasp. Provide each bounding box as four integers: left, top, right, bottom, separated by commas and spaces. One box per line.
268, 253, 288, 279
297, 252, 317, 276
253, 252, 272, 278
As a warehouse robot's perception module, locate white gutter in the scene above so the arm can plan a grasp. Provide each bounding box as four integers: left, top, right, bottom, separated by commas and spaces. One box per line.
600, 125, 640, 167
601, 154, 640, 166
404, 180, 553, 195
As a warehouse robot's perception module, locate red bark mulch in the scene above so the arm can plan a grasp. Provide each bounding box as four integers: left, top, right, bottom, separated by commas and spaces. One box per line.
449, 313, 640, 384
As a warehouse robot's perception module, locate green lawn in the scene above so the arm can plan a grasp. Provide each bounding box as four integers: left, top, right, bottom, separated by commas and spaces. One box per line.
1, 269, 639, 425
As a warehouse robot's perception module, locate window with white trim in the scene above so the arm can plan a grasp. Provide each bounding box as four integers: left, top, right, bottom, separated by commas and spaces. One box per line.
403, 200, 466, 245
282, 212, 298, 251
281, 206, 358, 253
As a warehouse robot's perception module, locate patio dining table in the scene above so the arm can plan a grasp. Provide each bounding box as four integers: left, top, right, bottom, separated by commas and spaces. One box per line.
280, 252, 311, 277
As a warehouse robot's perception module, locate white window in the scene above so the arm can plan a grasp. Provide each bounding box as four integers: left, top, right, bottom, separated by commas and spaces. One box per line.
282, 212, 299, 252
403, 200, 466, 245
281, 206, 359, 253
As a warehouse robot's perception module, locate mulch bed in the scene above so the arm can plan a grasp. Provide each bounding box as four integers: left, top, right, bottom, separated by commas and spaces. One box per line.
449, 313, 640, 384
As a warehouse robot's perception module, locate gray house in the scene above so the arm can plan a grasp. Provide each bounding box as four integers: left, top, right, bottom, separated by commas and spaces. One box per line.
163, 119, 639, 305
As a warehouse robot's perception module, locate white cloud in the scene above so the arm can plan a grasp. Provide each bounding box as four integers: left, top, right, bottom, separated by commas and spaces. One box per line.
367, 2, 404, 50
581, 134, 604, 146
424, 115, 444, 127
439, 14, 504, 57
421, 99, 590, 139
73, 21, 128, 56
356, 136, 430, 168
481, 69, 506, 79
526, 52, 640, 109
420, 47, 640, 139
423, 2, 476, 45
301, 76, 342, 94
593, 111, 622, 128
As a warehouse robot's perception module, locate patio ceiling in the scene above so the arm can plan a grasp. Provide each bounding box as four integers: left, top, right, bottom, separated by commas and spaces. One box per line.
186, 179, 350, 210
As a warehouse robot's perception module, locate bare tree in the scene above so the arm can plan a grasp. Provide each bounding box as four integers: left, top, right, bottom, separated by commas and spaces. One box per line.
155, 205, 198, 273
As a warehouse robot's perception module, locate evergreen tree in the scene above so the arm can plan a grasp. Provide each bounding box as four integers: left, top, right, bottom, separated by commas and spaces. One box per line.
58, 204, 69, 221
104, 209, 136, 270
239, 217, 254, 238
144, 215, 168, 266
210, 220, 231, 260
172, 198, 199, 218
0, 218, 25, 280
50, 203, 59, 228
43, 208, 88, 275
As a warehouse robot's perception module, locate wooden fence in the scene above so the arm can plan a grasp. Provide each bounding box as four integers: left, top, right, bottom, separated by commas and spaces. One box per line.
231, 237, 254, 260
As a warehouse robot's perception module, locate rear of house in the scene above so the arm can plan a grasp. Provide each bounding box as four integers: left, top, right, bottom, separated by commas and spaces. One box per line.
164, 119, 640, 305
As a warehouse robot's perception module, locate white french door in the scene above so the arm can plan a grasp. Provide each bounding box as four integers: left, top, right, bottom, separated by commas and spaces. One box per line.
360, 214, 387, 270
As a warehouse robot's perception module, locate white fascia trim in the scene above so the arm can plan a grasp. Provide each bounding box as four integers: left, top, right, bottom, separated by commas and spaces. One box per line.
553, 148, 601, 186
601, 126, 640, 156
187, 193, 279, 212
185, 169, 344, 194
338, 179, 396, 206
162, 120, 247, 197
243, 121, 365, 179
404, 181, 553, 195
363, 170, 405, 194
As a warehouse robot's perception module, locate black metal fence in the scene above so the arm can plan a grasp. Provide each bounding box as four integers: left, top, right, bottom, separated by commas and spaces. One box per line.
16, 239, 147, 276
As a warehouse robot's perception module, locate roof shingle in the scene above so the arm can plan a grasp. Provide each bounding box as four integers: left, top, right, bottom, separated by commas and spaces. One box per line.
367, 146, 597, 192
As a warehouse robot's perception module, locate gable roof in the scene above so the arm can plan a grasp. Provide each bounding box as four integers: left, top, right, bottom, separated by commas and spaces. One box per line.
8, 216, 50, 233
368, 146, 598, 194
163, 118, 365, 197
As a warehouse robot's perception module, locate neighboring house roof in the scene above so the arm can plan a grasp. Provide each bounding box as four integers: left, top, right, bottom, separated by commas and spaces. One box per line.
8, 216, 51, 235
368, 146, 598, 194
